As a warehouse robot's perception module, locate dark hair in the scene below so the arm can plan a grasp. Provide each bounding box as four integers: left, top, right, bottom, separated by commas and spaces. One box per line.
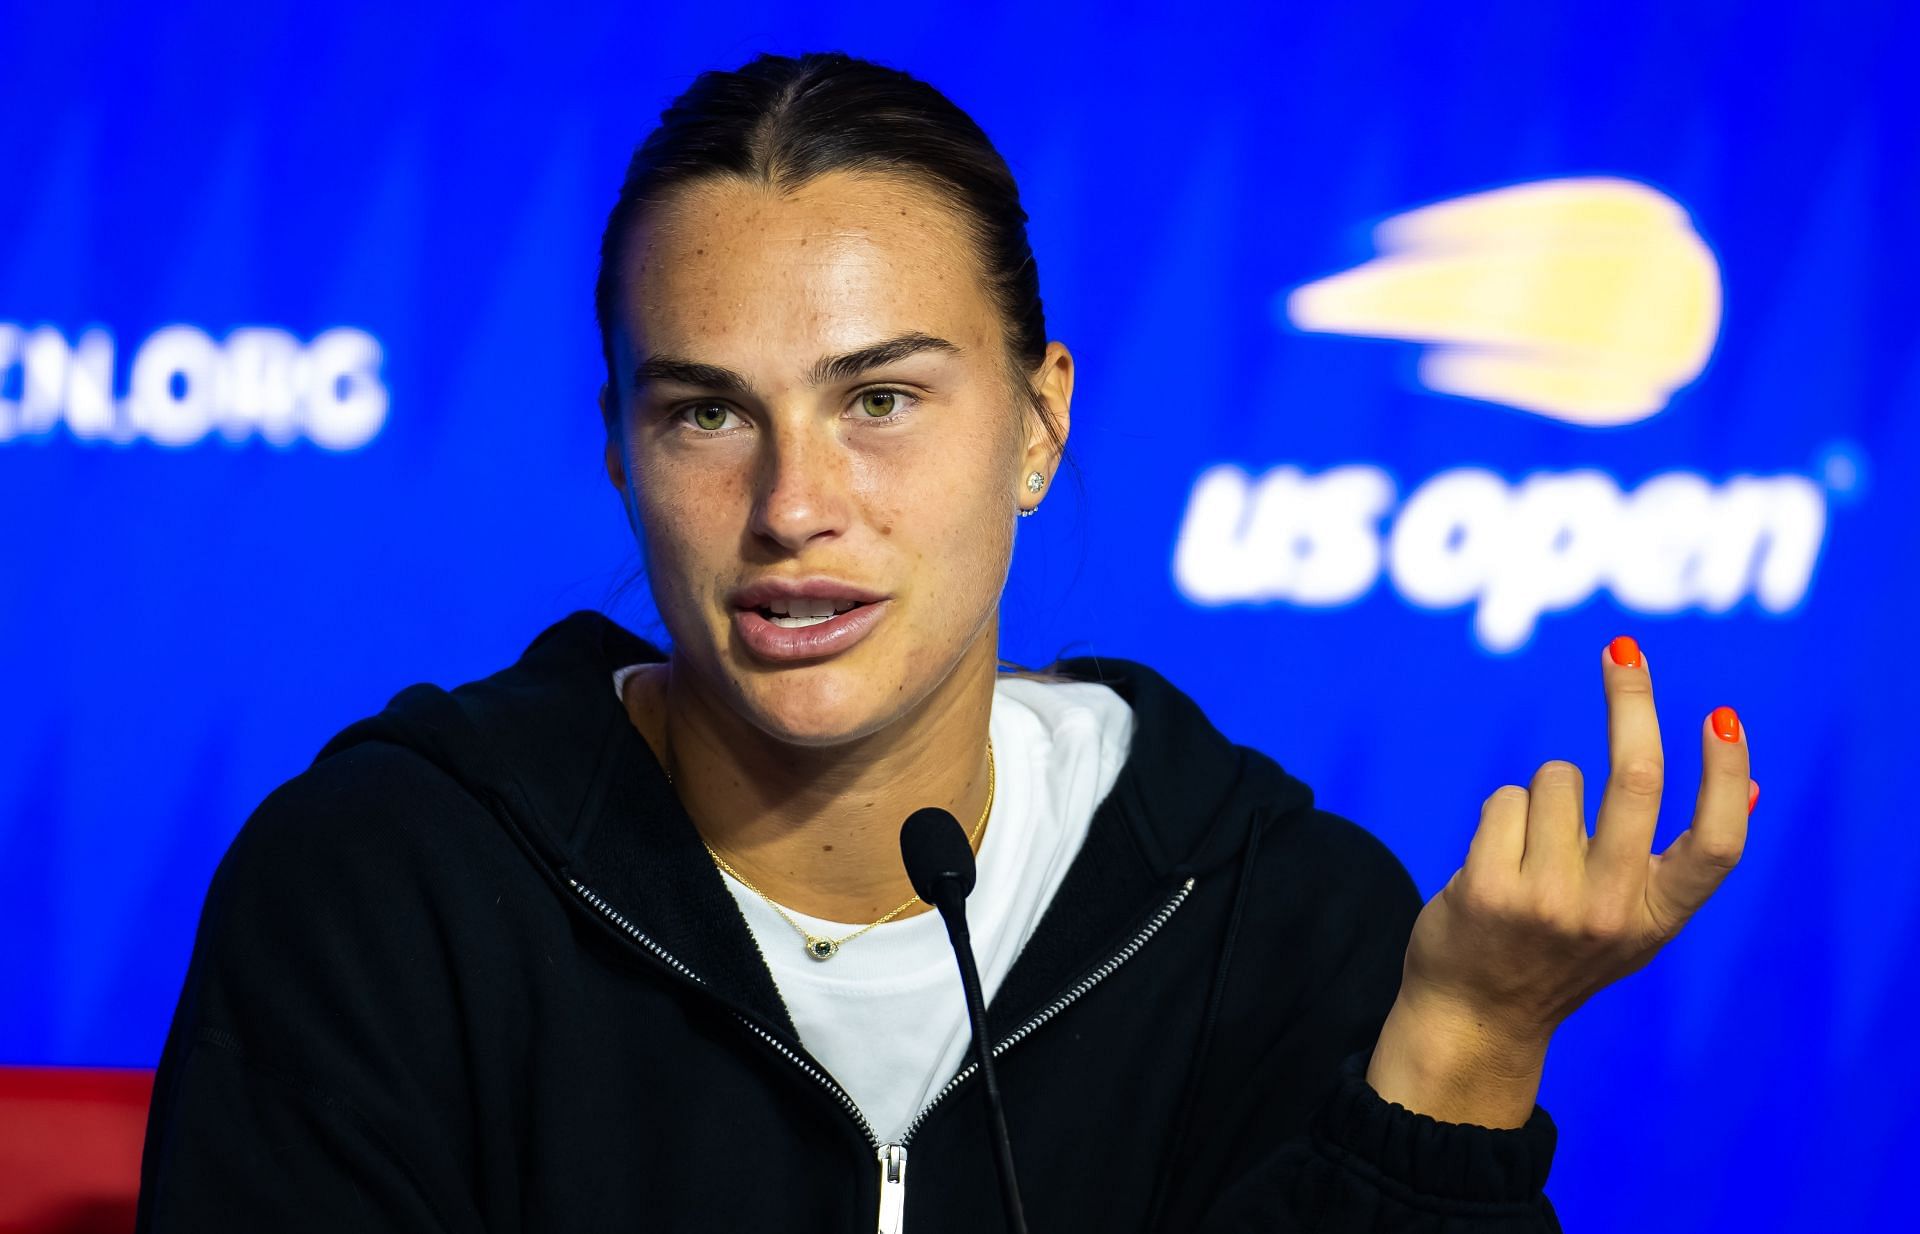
592, 51, 1060, 451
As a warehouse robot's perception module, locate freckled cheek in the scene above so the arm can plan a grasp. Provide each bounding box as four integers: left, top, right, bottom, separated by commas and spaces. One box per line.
633, 461, 754, 612
884, 462, 1016, 611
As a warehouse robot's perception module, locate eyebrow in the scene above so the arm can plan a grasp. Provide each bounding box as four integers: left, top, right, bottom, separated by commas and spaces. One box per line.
630, 332, 963, 397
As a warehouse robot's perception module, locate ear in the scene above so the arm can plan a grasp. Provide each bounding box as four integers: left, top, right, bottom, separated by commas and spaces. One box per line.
1018, 341, 1074, 511
600, 383, 627, 489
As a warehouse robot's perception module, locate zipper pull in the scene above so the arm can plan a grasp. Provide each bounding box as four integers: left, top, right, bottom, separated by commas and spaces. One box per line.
875, 1142, 908, 1234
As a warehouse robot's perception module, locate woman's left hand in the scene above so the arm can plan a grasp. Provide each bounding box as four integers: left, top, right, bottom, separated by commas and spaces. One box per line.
1365, 634, 1754, 1126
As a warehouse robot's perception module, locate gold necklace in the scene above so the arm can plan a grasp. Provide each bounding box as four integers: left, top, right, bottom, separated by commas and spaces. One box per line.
666, 728, 995, 962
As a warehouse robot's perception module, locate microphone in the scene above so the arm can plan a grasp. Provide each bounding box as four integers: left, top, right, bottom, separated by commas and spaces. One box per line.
900, 807, 1030, 1234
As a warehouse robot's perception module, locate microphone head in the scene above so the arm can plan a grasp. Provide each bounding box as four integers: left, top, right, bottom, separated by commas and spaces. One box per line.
899, 807, 977, 904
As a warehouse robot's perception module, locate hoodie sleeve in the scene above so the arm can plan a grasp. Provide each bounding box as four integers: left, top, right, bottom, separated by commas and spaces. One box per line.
136, 743, 497, 1234
1191, 1049, 1561, 1233
1179, 807, 1562, 1233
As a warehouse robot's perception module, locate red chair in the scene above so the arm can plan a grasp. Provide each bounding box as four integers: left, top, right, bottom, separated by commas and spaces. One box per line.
0, 1067, 154, 1234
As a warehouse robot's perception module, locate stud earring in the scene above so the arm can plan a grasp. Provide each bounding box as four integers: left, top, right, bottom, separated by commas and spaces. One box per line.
1018, 470, 1045, 518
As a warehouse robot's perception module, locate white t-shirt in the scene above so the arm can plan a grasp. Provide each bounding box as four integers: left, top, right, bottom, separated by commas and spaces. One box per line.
611, 665, 1134, 1143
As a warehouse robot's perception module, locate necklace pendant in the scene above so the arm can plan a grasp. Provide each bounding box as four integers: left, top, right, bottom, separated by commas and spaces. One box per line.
805, 936, 839, 961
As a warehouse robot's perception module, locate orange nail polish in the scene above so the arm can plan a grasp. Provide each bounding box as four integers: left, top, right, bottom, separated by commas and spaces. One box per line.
1608, 635, 1641, 668
1711, 706, 1741, 743
1748, 780, 1760, 813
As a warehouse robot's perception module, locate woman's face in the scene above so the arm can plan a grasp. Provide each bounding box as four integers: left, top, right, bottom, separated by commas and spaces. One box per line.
601, 171, 1071, 747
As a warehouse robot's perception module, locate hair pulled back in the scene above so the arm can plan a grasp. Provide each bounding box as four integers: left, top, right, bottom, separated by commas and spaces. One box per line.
593, 51, 1055, 442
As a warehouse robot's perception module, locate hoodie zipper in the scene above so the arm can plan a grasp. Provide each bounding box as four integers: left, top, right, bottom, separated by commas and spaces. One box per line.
894, 876, 1196, 1146
568, 873, 1196, 1232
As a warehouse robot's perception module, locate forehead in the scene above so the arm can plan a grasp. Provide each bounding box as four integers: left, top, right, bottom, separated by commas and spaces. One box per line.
614, 171, 1002, 372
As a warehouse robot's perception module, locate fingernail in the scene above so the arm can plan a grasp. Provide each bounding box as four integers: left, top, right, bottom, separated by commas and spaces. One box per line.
1711, 705, 1741, 743
1748, 779, 1760, 814
1608, 635, 1642, 668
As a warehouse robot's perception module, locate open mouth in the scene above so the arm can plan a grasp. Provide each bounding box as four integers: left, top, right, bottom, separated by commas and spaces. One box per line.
729, 587, 889, 661
752, 598, 870, 629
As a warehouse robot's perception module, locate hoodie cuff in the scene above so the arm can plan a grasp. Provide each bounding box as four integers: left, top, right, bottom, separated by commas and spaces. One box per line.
1309, 1047, 1557, 1205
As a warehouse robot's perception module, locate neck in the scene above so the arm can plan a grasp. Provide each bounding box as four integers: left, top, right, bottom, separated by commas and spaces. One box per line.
624, 641, 999, 925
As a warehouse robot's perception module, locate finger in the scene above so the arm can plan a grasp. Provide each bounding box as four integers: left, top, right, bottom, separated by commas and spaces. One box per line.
1520, 759, 1587, 878
1590, 635, 1665, 892
1648, 705, 1751, 932
1463, 784, 1529, 887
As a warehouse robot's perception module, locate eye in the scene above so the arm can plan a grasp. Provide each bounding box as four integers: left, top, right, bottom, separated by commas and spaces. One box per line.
679, 402, 742, 433
853, 388, 916, 421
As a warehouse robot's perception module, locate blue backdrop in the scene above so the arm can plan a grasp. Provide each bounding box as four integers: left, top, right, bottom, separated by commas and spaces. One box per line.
4, 2, 1914, 1226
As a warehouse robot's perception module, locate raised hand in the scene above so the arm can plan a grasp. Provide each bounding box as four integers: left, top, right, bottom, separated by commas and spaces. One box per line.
1365, 634, 1755, 1127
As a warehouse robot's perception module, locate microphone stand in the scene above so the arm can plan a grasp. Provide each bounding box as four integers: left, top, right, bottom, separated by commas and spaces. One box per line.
901, 806, 1030, 1234
928, 894, 1029, 1234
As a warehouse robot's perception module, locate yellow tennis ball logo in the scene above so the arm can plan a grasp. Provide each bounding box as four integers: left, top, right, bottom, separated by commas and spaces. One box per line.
1285, 177, 1721, 426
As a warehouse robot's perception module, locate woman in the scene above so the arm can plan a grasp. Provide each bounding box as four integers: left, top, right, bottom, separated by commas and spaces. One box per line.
136, 51, 1754, 1232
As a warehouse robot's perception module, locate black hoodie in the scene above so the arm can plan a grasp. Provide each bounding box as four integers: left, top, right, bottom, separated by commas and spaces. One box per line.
136, 610, 1561, 1232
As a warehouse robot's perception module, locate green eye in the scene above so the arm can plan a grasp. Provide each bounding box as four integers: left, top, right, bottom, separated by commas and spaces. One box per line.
859, 391, 898, 418
690, 404, 730, 431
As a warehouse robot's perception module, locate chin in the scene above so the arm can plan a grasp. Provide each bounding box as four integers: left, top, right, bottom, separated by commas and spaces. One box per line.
728, 660, 906, 747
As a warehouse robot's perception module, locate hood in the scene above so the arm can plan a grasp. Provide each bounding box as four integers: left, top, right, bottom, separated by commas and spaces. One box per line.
314, 608, 667, 868
308, 610, 1319, 1034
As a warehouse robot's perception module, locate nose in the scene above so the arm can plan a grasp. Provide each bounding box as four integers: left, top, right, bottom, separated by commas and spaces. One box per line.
748, 419, 851, 553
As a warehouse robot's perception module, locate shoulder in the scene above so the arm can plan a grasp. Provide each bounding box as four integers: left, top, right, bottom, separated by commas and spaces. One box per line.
228, 740, 491, 861
205, 741, 522, 944
179, 741, 560, 1059
1257, 805, 1425, 925
163, 744, 535, 1167
1245, 809, 1424, 1044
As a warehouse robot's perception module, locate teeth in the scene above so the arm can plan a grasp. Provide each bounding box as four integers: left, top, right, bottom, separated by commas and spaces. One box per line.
769, 612, 836, 629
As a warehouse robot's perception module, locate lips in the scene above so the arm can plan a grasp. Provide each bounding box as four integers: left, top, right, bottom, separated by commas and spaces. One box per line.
730, 577, 888, 612
728, 577, 890, 663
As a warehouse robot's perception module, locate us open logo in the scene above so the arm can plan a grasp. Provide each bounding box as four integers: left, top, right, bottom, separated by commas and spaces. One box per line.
1172, 177, 1840, 653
